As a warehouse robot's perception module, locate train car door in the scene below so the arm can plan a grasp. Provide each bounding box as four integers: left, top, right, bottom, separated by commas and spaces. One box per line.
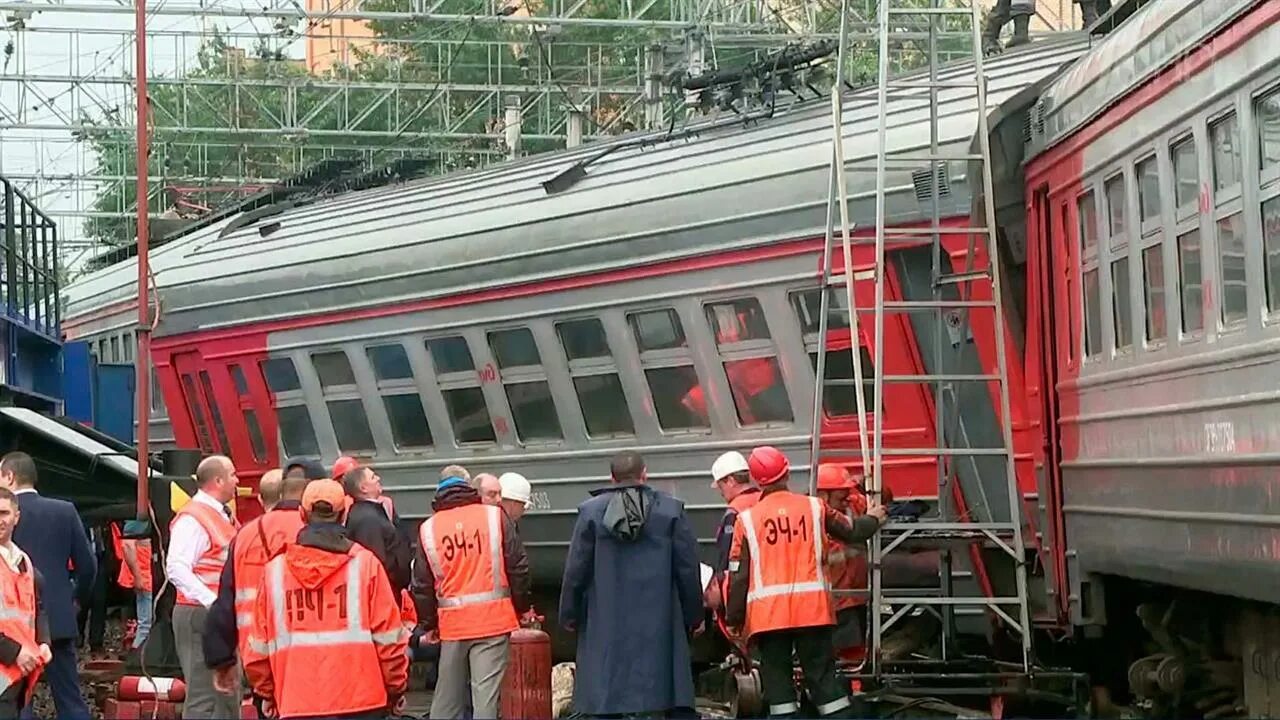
171, 351, 224, 456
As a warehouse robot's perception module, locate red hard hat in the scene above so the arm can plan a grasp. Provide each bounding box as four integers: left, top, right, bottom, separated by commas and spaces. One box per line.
332, 456, 360, 480
816, 463, 853, 491
748, 446, 790, 486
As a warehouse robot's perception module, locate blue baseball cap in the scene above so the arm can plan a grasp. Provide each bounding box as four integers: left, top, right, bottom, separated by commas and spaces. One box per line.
437, 476, 467, 492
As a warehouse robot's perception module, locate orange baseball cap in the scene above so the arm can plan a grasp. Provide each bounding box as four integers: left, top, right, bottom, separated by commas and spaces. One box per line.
301, 479, 346, 513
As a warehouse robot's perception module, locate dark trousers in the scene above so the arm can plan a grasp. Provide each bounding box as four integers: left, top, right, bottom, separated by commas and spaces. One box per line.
19, 638, 91, 720
755, 626, 852, 718
0, 679, 27, 720
77, 561, 108, 651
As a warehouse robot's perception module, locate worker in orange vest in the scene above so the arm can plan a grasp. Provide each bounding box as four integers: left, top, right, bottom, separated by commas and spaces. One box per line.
412, 475, 531, 719
111, 521, 153, 651
243, 479, 409, 719
0, 488, 51, 719
204, 466, 320, 693
725, 447, 886, 718
705, 451, 759, 614
816, 464, 869, 661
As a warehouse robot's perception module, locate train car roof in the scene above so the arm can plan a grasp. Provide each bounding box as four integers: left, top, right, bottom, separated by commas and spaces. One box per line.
1027, 0, 1262, 155
64, 35, 1090, 338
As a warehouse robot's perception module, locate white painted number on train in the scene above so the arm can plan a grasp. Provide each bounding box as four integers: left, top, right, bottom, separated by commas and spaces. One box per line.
528, 491, 551, 511
1204, 421, 1235, 455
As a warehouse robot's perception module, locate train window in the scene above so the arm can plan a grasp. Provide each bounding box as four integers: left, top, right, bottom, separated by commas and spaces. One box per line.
1218, 213, 1247, 325
123, 336, 133, 363
198, 371, 232, 452
261, 357, 301, 393
1105, 174, 1127, 243
230, 365, 250, 396
327, 399, 376, 452
243, 410, 268, 463
366, 344, 414, 381
1111, 258, 1132, 351
1177, 230, 1204, 334
1257, 88, 1280, 170
572, 374, 634, 437
1137, 156, 1161, 224
1083, 268, 1102, 357
489, 329, 542, 369
706, 299, 771, 344
808, 348, 877, 416
181, 374, 215, 453
1077, 191, 1098, 253
151, 370, 164, 413
110, 336, 120, 362
1171, 136, 1199, 211
382, 394, 433, 448
277, 405, 320, 457
557, 319, 611, 360
504, 381, 563, 441
429, 336, 476, 374
1263, 195, 1280, 313
629, 309, 687, 351
441, 387, 498, 444
791, 289, 851, 333
313, 351, 356, 388
1141, 244, 1166, 342
1210, 113, 1242, 193
645, 366, 707, 430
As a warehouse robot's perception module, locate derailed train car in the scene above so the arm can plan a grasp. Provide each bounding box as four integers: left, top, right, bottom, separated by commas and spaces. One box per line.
60, 0, 1280, 712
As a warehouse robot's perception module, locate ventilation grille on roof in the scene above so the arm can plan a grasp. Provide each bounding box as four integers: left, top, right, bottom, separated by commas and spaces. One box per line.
912, 164, 951, 205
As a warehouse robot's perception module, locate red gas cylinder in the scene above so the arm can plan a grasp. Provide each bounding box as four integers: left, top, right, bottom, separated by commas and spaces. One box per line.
117, 676, 187, 702
500, 612, 553, 720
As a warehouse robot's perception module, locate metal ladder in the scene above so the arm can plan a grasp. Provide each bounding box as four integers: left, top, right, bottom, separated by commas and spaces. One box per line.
810, 0, 1033, 681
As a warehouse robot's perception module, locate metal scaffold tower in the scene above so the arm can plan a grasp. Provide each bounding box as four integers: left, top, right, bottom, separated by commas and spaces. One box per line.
812, 0, 1037, 694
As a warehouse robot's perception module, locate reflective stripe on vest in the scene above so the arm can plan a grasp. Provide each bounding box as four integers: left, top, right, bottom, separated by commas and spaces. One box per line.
740, 496, 828, 602
421, 505, 511, 609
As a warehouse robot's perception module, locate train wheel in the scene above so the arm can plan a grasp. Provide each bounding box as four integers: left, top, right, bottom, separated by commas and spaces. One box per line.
730, 668, 763, 718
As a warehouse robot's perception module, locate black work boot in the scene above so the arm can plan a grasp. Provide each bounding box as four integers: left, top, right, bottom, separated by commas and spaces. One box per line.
980, 16, 1004, 56
1008, 14, 1031, 47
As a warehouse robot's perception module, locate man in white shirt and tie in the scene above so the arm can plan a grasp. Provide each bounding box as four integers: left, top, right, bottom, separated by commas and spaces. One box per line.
165, 455, 240, 719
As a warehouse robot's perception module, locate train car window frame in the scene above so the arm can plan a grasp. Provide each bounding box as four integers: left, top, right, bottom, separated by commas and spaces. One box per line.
425, 335, 498, 446
1135, 153, 1167, 348
1078, 189, 1103, 360
790, 287, 880, 416
309, 349, 376, 455
259, 356, 320, 458
1256, 83, 1280, 318
626, 307, 710, 435
555, 317, 636, 440
1111, 254, 1134, 354
1176, 228, 1205, 339
486, 327, 564, 444
1104, 172, 1128, 250
364, 343, 434, 451
704, 297, 794, 428
1170, 133, 1201, 225
1216, 211, 1249, 329
1255, 84, 1280, 184
1209, 109, 1243, 203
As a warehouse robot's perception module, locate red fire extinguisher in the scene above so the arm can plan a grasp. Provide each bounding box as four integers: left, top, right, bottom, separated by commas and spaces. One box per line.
500, 608, 553, 720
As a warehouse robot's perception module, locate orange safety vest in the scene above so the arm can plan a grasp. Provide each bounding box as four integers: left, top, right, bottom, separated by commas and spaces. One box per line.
231, 509, 305, 658
170, 501, 237, 607
731, 491, 835, 639
0, 557, 43, 704
826, 509, 867, 612
419, 504, 518, 642
246, 546, 409, 718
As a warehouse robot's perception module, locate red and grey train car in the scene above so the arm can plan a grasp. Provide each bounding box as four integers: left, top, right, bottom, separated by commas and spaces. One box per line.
59, 0, 1280, 712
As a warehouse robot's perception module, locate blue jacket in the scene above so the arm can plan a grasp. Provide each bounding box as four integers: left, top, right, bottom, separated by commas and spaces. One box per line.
558, 484, 703, 716
13, 491, 96, 641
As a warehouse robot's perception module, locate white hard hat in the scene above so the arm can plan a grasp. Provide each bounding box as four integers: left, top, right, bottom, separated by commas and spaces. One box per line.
498, 472, 532, 506
711, 451, 750, 485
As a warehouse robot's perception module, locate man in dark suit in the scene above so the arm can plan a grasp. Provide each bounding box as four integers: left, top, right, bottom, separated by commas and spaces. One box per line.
1, 452, 95, 720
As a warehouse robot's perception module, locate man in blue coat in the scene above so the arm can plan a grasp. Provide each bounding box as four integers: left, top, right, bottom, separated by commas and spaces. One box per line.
559, 451, 704, 718
1, 452, 95, 720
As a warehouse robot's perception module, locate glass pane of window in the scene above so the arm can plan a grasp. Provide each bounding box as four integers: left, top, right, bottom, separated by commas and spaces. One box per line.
557, 319, 611, 360
724, 357, 792, 424
706, 299, 771, 345
151, 370, 165, 413
327, 399, 375, 452
230, 365, 250, 396
382, 393, 433, 448
442, 387, 496, 443
198, 371, 231, 452
1258, 89, 1280, 170
629, 309, 686, 351
313, 351, 356, 388
123, 338, 133, 363
262, 357, 301, 393
1263, 196, 1280, 313
791, 289, 850, 333
1112, 258, 1132, 350
181, 374, 214, 452
366, 344, 414, 381
808, 348, 877, 417
504, 381, 563, 441
243, 410, 267, 462
110, 336, 119, 362
1171, 137, 1199, 209
489, 328, 542, 368
1177, 230, 1204, 334
1141, 243, 1166, 342
1218, 213, 1247, 324
277, 405, 320, 457
429, 336, 475, 374
1078, 192, 1098, 253
1105, 175, 1127, 241
572, 374, 634, 437
644, 366, 707, 430
1211, 113, 1242, 192
1084, 268, 1102, 356
1137, 157, 1161, 223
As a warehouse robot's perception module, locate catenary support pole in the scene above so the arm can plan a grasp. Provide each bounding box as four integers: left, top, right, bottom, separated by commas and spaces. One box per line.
134, 0, 151, 520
